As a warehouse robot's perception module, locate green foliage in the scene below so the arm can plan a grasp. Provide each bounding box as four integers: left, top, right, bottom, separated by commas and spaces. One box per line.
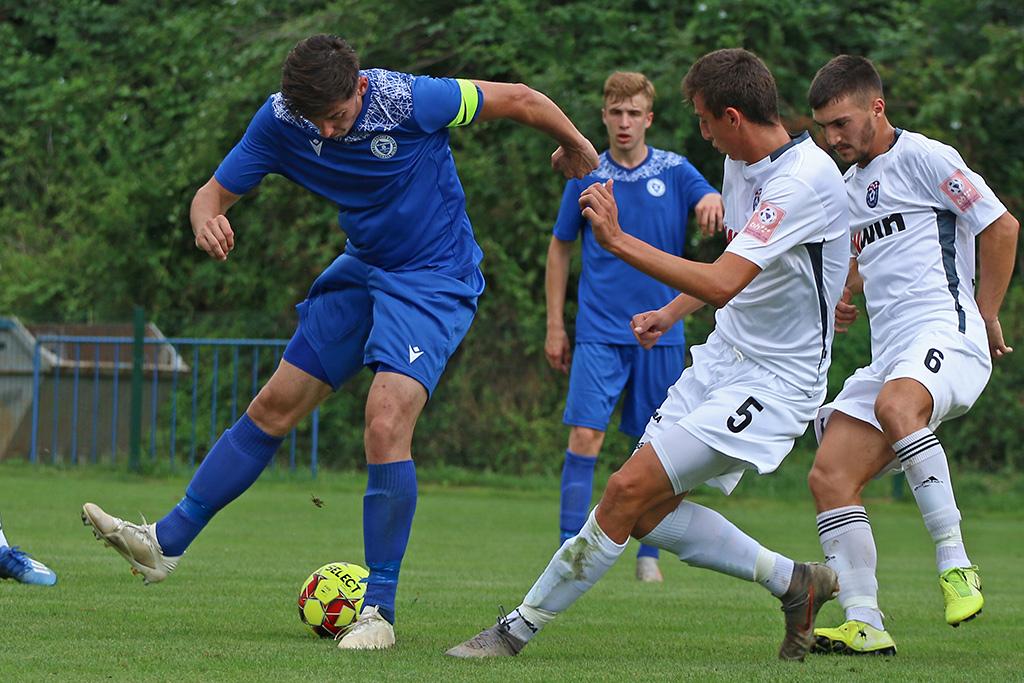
2, 1, 1021, 471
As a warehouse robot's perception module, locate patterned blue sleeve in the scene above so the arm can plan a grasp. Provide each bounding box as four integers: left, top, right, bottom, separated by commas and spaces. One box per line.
411, 76, 483, 133
214, 101, 281, 195
675, 157, 719, 211
552, 179, 585, 241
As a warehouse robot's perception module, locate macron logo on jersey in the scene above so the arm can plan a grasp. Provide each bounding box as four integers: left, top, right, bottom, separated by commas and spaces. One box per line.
309, 139, 323, 157
742, 202, 785, 244
408, 345, 424, 364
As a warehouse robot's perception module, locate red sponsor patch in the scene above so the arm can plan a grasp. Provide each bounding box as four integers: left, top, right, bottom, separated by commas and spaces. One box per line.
939, 170, 981, 212
742, 201, 785, 243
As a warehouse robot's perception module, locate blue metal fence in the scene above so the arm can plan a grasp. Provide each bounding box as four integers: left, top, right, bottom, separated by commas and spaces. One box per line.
27, 335, 319, 476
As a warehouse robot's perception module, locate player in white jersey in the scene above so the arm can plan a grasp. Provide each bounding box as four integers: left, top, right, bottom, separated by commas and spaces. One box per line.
447, 48, 849, 662
805, 55, 1020, 656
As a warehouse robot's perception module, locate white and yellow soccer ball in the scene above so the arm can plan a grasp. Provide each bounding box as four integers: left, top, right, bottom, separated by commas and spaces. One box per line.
297, 562, 369, 638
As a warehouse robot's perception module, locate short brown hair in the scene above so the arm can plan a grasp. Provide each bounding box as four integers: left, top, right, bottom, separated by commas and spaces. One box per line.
681, 48, 779, 126
808, 55, 884, 110
281, 34, 361, 120
603, 72, 656, 109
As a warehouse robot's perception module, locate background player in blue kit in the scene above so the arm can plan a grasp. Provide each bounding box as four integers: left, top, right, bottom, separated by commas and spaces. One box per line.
82, 34, 598, 650
545, 72, 722, 582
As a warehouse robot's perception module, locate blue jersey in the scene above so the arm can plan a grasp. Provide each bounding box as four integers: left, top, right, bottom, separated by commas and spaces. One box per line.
215, 69, 484, 277
553, 147, 717, 345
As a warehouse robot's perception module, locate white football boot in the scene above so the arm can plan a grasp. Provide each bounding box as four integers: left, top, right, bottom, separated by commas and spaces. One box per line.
82, 502, 181, 584
337, 605, 396, 650
636, 556, 664, 583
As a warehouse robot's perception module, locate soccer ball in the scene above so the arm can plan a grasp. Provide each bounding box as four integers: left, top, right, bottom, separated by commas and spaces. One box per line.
297, 562, 369, 638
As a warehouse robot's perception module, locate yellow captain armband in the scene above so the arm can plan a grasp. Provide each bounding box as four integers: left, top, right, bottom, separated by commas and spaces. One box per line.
447, 79, 480, 128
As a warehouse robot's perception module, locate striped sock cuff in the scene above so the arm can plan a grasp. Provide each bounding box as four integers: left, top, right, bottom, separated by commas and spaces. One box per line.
893, 428, 941, 467
816, 505, 871, 543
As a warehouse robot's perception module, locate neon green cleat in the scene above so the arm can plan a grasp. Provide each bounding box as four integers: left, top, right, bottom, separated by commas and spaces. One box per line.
940, 566, 983, 627
812, 620, 896, 655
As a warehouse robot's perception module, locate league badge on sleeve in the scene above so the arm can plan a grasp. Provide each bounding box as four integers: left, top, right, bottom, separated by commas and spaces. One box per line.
742, 201, 786, 244
866, 180, 880, 208
940, 170, 981, 212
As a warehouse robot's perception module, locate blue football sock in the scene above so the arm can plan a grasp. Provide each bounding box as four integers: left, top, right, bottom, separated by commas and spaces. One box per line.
637, 543, 660, 559
560, 450, 597, 544
156, 414, 283, 556
362, 460, 417, 625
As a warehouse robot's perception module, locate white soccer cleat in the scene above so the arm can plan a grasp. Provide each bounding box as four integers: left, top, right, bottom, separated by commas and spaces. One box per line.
337, 605, 396, 650
636, 556, 664, 583
81, 502, 181, 585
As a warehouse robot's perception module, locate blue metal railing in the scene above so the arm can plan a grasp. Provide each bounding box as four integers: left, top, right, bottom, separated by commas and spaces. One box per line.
28, 335, 319, 476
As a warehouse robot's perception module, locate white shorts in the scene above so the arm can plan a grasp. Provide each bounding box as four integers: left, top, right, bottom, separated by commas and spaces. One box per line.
815, 326, 991, 442
637, 333, 822, 495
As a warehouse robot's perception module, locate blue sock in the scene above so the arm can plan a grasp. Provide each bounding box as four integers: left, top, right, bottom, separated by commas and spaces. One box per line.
156, 414, 282, 556
362, 460, 417, 625
637, 543, 660, 559
560, 450, 596, 543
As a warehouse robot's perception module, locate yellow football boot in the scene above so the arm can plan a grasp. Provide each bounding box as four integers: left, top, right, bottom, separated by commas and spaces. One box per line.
940, 565, 983, 626
813, 619, 897, 655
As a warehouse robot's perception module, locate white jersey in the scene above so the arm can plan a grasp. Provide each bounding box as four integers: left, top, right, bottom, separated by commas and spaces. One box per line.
845, 130, 1005, 360
719, 132, 849, 397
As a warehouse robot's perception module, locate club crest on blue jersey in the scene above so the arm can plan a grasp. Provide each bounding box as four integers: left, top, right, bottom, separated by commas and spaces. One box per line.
751, 187, 762, 212
646, 178, 666, 197
371, 134, 398, 159
866, 180, 880, 208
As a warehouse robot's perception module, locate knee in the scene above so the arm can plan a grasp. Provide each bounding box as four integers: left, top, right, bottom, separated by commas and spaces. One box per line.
568, 427, 605, 456
808, 457, 860, 508
365, 410, 402, 450
247, 386, 296, 436
874, 390, 930, 439
602, 470, 648, 516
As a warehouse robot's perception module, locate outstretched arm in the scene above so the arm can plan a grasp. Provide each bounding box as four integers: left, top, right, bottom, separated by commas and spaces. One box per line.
472, 80, 598, 179
190, 177, 242, 261
581, 180, 760, 307
976, 210, 1020, 358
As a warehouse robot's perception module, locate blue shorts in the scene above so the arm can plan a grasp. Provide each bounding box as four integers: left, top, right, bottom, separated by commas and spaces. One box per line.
284, 253, 484, 396
564, 342, 686, 438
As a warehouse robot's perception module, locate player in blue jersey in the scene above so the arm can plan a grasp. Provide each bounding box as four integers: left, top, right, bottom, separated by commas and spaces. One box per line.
82, 34, 598, 650
0, 513, 57, 586
546, 72, 722, 582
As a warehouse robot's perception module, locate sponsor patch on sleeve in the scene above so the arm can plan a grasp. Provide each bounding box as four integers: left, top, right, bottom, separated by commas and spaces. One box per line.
939, 170, 981, 212
742, 201, 786, 243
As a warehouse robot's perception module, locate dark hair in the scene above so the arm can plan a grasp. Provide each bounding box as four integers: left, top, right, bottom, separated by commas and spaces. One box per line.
808, 55, 884, 110
681, 48, 779, 125
281, 34, 360, 120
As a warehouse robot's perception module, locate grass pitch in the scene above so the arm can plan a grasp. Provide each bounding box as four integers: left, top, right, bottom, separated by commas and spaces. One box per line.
1, 463, 1022, 682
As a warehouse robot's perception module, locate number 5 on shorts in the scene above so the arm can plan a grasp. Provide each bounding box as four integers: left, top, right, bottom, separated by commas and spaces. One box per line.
727, 396, 764, 433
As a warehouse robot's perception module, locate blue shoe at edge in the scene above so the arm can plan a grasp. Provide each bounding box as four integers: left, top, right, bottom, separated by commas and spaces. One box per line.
0, 546, 58, 586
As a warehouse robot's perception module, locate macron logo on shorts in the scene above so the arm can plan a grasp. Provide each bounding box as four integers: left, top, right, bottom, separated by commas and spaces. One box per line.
408, 345, 424, 363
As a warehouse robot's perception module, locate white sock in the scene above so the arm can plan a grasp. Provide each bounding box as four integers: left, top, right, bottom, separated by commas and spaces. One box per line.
640, 500, 792, 596
0, 517, 7, 547
816, 505, 883, 630
894, 429, 970, 572
513, 508, 626, 642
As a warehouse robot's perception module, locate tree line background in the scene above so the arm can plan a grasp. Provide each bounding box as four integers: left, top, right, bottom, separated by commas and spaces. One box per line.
2, 0, 1022, 473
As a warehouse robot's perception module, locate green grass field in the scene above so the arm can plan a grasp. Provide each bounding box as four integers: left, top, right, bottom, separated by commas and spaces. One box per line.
1, 463, 1022, 682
